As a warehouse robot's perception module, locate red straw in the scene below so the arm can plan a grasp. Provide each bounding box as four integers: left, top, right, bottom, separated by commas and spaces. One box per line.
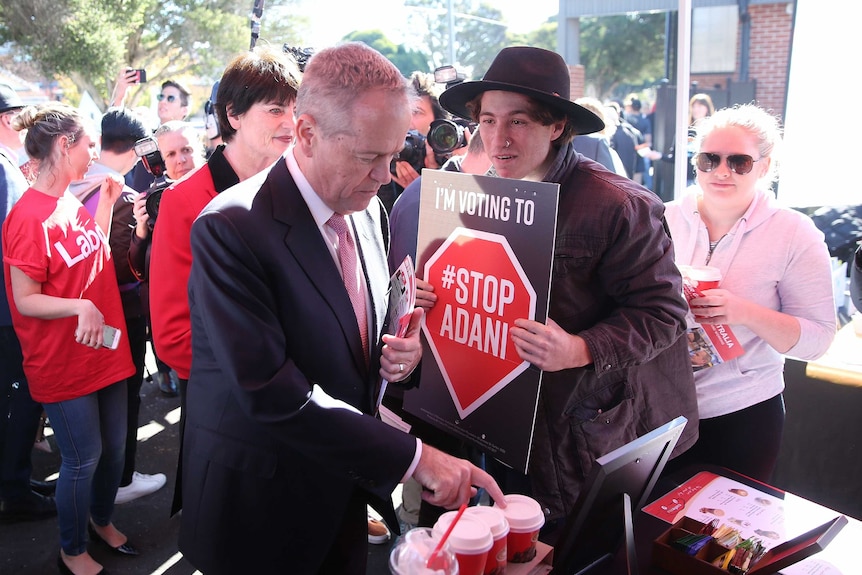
426, 503, 467, 569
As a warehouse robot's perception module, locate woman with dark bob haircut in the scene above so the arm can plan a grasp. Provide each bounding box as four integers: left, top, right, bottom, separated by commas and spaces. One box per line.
147, 44, 302, 514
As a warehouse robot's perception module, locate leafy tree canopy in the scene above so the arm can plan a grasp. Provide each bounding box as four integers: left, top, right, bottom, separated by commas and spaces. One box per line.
513, 18, 557, 53
342, 30, 431, 77
0, 0, 305, 111
579, 12, 666, 100
404, 0, 508, 78
1, 1, 667, 112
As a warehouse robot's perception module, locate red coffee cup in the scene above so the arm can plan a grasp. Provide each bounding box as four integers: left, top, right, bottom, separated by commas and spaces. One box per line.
687, 265, 722, 292
465, 506, 509, 575
433, 512, 493, 575
494, 494, 545, 563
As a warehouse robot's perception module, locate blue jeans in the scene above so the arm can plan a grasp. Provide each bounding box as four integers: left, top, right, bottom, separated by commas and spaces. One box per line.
43, 381, 127, 555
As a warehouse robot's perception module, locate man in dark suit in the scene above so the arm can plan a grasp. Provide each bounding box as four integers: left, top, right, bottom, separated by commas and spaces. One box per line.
571, 134, 616, 172
178, 42, 504, 575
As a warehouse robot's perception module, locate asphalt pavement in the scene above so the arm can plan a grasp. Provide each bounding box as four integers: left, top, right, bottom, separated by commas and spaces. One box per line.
0, 347, 395, 575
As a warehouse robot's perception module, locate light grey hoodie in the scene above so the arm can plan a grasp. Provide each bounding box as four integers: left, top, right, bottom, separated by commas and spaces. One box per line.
665, 188, 836, 418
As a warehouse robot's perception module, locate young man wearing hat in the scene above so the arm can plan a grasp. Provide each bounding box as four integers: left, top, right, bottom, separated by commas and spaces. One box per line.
0, 83, 58, 522
437, 46, 699, 538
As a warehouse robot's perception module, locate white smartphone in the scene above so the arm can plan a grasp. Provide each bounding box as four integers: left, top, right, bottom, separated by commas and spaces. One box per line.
103, 325, 122, 350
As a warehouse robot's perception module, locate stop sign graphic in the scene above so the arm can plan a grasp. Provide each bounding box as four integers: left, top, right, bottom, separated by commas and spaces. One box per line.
422, 227, 536, 418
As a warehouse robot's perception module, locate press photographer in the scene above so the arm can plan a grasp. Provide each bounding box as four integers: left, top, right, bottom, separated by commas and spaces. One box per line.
133, 135, 170, 222
132, 122, 207, 221
393, 117, 475, 176
426, 64, 475, 156
383, 69, 474, 212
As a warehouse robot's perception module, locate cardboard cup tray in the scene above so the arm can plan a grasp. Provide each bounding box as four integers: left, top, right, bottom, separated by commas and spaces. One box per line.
651, 515, 847, 575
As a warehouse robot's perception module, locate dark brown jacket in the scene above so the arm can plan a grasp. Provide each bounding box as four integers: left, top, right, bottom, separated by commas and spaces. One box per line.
528, 144, 699, 521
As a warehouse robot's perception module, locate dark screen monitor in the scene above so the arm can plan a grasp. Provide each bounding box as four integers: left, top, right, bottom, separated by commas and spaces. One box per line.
550, 416, 688, 575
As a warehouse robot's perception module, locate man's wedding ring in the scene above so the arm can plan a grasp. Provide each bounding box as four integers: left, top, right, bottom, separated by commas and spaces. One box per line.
399, 363, 404, 373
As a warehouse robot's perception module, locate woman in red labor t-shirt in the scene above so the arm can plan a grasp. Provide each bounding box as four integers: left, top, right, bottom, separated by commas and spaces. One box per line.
2, 103, 137, 575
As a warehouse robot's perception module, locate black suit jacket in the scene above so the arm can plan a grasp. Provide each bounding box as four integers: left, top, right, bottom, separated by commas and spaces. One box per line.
572, 135, 616, 173
178, 157, 416, 574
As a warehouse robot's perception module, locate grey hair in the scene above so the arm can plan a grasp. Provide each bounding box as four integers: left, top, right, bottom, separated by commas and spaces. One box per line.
295, 42, 411, 138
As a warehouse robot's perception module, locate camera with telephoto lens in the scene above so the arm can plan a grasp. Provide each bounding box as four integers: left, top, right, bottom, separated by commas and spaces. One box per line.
391, 130, 427, 175
133, 136, 170, 223
391, 125, 470, 176
427, 118, 474, 154
428, 64, 475, 154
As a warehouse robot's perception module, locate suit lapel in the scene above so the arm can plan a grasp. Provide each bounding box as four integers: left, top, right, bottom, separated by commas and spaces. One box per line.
267, 159, 376, 378
351, 203, 394, 410
350, 204, 389, 349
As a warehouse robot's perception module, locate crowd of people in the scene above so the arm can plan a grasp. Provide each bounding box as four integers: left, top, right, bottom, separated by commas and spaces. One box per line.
0, 40, 843, 575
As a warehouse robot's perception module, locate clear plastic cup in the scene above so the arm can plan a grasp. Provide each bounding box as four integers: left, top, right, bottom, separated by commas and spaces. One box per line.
390, 527, 459, 575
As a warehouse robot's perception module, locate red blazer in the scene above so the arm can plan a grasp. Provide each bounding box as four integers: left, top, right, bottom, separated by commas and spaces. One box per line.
149, 164, 218, 379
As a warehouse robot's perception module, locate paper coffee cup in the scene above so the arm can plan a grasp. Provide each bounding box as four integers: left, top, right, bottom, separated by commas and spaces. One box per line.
494, 494, 545, 563
686, 265, 722, 291
433, 512, 493, 575
465, 506, 509, 575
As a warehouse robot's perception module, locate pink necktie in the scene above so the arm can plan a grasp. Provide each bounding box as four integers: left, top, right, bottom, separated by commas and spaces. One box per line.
327, 214, 369, 359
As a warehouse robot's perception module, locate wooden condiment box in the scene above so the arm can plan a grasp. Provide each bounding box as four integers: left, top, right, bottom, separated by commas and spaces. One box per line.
651, 515, 847, 575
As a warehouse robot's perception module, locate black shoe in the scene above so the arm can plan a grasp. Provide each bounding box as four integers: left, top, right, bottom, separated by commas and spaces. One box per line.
30, 478, 57, 496
88, 523, 139, 556
0, 491, 57, 523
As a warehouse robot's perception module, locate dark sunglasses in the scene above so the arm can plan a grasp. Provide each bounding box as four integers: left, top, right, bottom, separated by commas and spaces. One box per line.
694, 152, 761, 175
157, 93, 178, 103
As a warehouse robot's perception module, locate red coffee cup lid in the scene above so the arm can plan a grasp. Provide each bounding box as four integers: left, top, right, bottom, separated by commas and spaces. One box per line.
464, 505, 509, 538
494, 494, 545, 532
433, 513, 493, 554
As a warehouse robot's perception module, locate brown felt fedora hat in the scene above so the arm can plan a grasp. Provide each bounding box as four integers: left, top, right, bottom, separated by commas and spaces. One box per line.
439, 46, 604, 135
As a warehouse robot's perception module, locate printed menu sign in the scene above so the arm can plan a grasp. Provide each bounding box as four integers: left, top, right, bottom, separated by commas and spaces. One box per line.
645, 471, 850, 574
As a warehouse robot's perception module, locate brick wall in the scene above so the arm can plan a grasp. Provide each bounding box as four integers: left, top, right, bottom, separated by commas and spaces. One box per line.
747, 2, 793, 115
569, 64, 586, 99
691, 75, 729, 92
691, 2, 792, 117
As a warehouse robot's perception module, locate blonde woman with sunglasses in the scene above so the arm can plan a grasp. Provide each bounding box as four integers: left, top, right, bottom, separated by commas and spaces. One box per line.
663, 104, 836, 482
